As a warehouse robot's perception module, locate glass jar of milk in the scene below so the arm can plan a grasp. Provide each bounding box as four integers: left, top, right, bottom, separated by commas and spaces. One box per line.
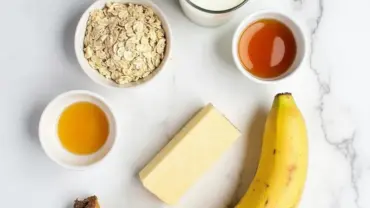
179, 0, 247, 27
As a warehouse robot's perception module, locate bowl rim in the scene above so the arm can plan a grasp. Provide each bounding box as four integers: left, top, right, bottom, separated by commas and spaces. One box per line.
232, 10, 307, 84
38, 90, 118, 170
74, 0, 172, 89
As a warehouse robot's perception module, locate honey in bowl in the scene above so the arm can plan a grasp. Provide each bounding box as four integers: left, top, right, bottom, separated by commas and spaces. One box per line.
238, 19, 297, 79
58, 102, 109, 155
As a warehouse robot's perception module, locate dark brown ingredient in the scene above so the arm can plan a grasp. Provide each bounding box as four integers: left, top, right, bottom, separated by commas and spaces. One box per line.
74, 196, 100, 208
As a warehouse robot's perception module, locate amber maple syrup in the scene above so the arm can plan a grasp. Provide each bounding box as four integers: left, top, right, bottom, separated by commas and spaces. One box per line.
238, 19, 297, 79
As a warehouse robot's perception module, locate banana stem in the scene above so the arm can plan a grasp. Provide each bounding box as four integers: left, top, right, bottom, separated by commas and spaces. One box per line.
273, 93, 296, 108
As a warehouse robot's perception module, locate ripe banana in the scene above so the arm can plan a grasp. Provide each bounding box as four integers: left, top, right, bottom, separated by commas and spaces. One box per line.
236, 93, 308, 208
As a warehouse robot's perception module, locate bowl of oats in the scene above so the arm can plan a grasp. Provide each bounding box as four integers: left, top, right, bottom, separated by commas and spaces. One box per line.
75, 0, 171, 88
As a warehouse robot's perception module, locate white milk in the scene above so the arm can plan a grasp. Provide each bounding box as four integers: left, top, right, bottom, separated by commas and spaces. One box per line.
189, 0, 244, 11
179, 0, 246, 27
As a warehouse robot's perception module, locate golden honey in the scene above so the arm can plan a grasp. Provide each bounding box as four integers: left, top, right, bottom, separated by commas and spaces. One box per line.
58, 102, 109, 155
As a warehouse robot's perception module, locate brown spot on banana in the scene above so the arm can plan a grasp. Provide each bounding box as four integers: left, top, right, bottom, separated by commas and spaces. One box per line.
264, 199, 269, 206
287, 164, 297, 186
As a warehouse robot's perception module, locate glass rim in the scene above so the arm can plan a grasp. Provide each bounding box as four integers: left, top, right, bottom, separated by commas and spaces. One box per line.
184, 0, 248, 14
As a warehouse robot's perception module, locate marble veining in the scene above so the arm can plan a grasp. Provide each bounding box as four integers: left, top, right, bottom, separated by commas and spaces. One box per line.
306, 0, 361, 207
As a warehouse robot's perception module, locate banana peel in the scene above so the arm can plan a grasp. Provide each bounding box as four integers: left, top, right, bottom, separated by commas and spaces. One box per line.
236, 93, 308, 208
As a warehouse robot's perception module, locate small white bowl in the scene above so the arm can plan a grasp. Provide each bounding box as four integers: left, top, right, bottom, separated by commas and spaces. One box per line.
75, 0, 172, 88
39, 90, 118, 170
232, 11, 306, 84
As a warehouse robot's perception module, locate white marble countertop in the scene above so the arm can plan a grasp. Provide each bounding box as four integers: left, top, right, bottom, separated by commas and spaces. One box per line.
1, 0, 369, 207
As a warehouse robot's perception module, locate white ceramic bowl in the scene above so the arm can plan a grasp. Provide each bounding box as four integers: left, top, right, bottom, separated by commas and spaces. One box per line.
39, 90, 118, 170
75, 0, 172, 88
232, 11, 306, 84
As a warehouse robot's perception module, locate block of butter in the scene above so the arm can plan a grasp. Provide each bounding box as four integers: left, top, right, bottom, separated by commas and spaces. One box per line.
139, 104, 241, 205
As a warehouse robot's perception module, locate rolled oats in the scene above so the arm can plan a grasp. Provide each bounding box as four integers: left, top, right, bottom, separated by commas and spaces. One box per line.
83, 3, 167, 84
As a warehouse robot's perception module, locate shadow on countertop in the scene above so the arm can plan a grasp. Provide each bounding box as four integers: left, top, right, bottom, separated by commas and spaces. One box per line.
27, 102, 47, 146
61, 1, 92, 72
215, 25, 237, 68
228, 107, 267, 207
